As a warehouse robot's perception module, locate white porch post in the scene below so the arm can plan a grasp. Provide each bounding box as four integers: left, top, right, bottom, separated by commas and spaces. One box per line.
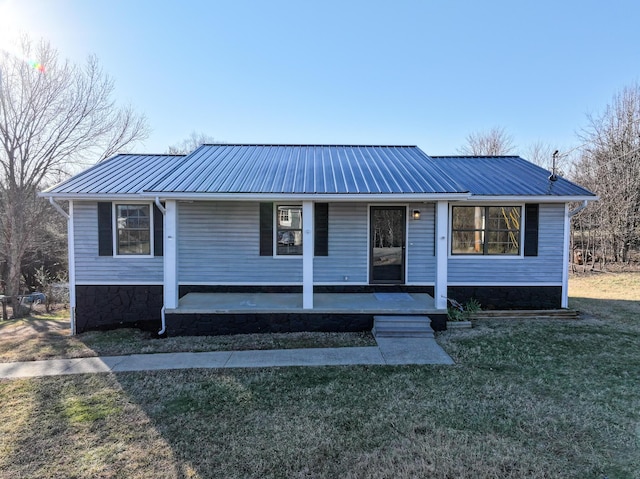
561, 203, 570, 308
302, 201, 314, 309
68, 201, 77, 335
435, 201, 449, 310
164, 200, 179, 309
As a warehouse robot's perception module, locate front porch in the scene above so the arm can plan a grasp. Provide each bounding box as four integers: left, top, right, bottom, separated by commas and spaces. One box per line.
163, 292, 448, 336
167, 292, 439, 315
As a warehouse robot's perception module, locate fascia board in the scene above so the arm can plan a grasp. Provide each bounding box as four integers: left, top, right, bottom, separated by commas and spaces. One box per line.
137, 192, 472, 202
466, 195, 599, 203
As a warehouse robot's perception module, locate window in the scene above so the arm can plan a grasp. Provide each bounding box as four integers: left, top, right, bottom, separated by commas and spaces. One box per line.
276, 205, 302, 255
451, 206, 521, 255
115, 204, 151, 255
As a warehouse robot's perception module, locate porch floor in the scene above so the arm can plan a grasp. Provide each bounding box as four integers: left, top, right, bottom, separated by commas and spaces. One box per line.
167, 292, 440, 315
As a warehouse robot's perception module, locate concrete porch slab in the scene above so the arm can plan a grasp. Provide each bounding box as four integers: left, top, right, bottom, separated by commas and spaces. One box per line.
168, 292, 439, 315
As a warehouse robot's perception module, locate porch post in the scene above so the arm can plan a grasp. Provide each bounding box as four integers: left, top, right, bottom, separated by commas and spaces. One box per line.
164, 200, 179, 309
434, 201, 448, 310
561, 203, 570, 308
68, 201, 77, 335
302, 201, 314, 309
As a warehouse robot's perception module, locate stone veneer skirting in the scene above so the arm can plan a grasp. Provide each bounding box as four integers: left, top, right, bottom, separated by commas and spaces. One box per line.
75, 285, 164, 333
447, 286, 562, 310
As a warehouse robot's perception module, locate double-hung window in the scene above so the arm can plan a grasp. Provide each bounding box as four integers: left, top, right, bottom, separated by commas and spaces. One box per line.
276, 205, 302, 255
115, 204, 152, 255
451, 206, 521, 255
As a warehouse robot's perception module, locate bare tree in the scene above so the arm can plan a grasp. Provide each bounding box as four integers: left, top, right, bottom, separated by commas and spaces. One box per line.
167, 131, 220, 154
458, 126, 516, 156
524, 141, 556, 169
573, 83, 640, 264
0, 36, 149, 315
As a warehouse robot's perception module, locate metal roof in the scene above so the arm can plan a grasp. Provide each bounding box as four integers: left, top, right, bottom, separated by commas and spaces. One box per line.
43, 154, 185, 194
431, 156, 596, 197
146, 145, 464, 194
43, 146, 596, 199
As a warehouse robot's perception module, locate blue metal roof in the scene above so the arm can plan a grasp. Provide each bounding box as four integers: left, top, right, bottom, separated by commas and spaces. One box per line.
146, 145, 464, 194
44, 154, 185, 194
43, 146, 595, 198
431, 156, 596, 197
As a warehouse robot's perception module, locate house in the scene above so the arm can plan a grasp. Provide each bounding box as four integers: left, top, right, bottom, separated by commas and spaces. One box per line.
41, 144, 596, 335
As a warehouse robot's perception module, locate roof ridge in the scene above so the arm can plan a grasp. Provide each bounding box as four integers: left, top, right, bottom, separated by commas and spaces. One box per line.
200, 144, 417, 148
115, 153, 186, 157
430, 155, 521, 158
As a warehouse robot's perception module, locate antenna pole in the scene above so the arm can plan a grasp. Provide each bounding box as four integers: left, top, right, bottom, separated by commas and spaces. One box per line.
549, 150, 559, 181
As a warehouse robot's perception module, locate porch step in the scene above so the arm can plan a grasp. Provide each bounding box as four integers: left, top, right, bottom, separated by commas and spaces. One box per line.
469, 309, 579, 320
372, 315, 434, 338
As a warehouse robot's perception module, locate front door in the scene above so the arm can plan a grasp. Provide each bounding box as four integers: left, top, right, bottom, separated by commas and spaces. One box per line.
370, 206, 406, 284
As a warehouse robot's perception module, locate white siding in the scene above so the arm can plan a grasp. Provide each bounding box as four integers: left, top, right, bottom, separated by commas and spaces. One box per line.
448, 203, 565, 283
178, 202, 302, 283
74, 201, 164, 283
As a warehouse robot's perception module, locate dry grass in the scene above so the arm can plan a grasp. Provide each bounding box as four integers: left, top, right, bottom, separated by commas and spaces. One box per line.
0, 319, 375, 363
0, 274, 639, 478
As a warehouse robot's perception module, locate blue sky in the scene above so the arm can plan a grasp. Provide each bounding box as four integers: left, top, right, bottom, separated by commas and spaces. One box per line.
1, 0, 638, 156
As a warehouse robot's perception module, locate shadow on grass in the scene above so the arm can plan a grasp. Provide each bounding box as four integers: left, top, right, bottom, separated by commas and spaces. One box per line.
2, 287, 640, 477
4, 312, 639, 478
570, 296, 640, 331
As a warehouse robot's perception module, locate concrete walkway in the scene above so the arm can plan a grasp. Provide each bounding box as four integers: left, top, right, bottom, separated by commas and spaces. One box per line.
0, 338, 453, 379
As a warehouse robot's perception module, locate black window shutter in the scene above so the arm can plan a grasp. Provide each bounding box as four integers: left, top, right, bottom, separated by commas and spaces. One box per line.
314, 203, 329, 256
153, 204, 164, 257
259, 203, 273, 256
524, 204, 539, 257
97, 202, 113, 256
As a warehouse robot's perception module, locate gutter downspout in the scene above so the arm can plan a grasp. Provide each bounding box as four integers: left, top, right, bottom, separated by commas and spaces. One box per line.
48, 197, 76, 335
158, 306, 166, 336
569, 200, 588, 217
155, 197, 167, 336
154, 197, 166, 215
49, 197, 69, 220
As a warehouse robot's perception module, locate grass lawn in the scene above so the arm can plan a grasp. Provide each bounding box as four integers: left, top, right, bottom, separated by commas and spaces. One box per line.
0, 273, 639, 478
0, 320, 376, 363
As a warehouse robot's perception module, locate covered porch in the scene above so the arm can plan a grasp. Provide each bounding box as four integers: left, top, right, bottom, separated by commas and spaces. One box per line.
163, 291, 447, 336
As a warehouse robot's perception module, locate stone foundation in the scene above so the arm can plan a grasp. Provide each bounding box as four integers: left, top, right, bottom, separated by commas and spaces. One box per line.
447, 286, 562, 310
75, 285, 163, 333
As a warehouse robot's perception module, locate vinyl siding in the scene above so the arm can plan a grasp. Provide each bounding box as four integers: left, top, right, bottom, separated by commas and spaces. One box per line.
406, 203, 436, 283
313, 203, 368, 283
74, 201, 164, 283
178, 202, 303, 283
448, 203, 565, 283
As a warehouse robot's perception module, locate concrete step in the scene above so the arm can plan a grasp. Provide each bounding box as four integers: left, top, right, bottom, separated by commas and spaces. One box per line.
373, 315, 434, 339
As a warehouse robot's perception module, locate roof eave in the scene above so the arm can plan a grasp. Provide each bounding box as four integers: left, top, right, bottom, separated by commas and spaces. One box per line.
40, 192, 472, 202
39, 192, 598, 202
39, 192, 149, 201
141, 192, 472, 202
466, 194, 599, 203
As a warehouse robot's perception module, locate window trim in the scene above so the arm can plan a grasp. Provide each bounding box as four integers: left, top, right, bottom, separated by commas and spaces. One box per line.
112, 202, 154, 258
448, 203, 525, 259
273, 204, 303, 258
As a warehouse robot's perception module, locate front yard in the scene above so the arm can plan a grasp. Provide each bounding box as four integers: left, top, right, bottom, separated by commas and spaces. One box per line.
0, 273, 639, 478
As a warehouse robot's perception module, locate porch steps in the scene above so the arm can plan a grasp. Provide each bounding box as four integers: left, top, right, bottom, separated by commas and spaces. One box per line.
372, 315, 434, 338
469, 309, 580, 320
